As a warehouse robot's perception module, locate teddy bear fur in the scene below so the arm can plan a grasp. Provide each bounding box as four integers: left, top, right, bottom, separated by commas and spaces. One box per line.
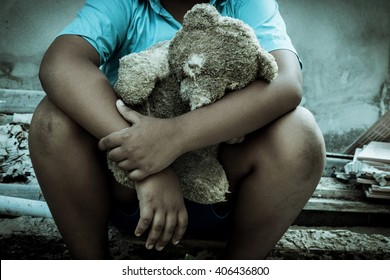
108, 4, 278, 204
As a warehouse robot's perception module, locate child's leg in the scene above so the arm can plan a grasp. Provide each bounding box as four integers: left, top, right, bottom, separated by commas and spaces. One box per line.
29, 97, 115, 259
219, 106, 326, 259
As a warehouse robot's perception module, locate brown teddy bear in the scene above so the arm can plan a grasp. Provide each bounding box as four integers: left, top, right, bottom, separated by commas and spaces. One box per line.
109, 3, 278, 204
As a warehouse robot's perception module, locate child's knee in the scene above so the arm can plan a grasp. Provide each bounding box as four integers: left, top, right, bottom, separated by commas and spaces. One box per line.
294, 107, 326, 167
30, 97, 87, 152
254, 107, 325, 174
276, 107, 326, 180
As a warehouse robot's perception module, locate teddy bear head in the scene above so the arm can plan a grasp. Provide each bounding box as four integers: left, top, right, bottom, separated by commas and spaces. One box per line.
169, 4, 278, 110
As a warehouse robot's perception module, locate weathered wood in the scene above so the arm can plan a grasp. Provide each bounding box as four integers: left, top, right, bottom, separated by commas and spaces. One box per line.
312, 187, 364, 200
313, 177, 364, 200
304, 197, 390, 214
0, 183, 44, 201
0, 89, 45, 113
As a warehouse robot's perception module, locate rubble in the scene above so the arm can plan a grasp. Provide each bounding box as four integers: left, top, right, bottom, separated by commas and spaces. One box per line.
0, 122, 37, 184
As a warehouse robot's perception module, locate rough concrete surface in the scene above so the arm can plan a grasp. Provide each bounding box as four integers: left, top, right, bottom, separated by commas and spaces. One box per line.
1, 216, 389, 260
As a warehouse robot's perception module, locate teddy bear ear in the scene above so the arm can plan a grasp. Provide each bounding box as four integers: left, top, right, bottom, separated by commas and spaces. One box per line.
182, 4, 219, 29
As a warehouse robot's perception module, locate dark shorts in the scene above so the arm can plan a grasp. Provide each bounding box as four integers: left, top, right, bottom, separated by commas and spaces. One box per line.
109, 199, 231, 240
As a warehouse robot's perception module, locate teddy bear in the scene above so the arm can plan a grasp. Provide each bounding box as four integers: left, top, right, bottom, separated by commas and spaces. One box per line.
108, 3, 278, 204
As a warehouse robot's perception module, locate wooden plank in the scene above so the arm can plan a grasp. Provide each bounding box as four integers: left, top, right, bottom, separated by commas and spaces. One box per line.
364, 186, 390, 200
304, 197, 390, 214
0, 89, 45, 113
372, 185, 390, 192
312, 178, 390, 210
357, 141, 390, 163
313, 177, 364, 200
357, 177, 390, 186
0, 183, 44, 201
312, 187, 364, 201
317, 177, 357, 190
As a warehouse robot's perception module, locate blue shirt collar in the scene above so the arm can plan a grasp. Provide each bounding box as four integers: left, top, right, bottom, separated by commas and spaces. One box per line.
149, 0, 227, 11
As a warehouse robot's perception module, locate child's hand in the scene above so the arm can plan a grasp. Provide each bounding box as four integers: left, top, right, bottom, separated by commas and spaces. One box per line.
134, 167, 188, 251
98, 100, 183, 181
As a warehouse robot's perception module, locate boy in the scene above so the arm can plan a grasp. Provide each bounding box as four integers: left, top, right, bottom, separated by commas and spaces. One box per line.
29, 0, 326, 259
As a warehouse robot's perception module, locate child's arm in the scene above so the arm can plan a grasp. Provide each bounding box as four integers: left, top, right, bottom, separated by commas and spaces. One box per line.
39, 34, 130, 138
134, 167, 188, 250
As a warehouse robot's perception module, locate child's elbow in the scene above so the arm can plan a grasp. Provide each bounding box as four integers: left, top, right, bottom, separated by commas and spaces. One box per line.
289, 79, 303, 108
279, 74, 303, 111
38, 47, 59, 91
38, 55, 50, 87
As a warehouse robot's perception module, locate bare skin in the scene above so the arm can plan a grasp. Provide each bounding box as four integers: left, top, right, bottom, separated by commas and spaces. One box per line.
29, 1, 326, 259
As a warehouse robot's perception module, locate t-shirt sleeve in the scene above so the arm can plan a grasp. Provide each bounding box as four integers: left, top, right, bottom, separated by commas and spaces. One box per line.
60, 0, 132, 65
235, 0, 297, 54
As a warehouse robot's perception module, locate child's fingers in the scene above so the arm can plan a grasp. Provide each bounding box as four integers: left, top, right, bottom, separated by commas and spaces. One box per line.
117, 159, 138, 171
107, 147, 127, 162
171, 208, 188, 245
128, 169, 148, 181
145, 213, 166, 250
134, 207, 154, 237
116, 99, 141, 124
98, 129, 127, 151
155, 214, 177, 251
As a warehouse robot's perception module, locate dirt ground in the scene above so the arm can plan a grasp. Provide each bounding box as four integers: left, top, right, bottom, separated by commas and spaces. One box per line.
1, 216, 390, 260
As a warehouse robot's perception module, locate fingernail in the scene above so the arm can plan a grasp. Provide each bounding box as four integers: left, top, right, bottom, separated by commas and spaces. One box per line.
135, 231, 141, 237
146, 244, 154, 250
173, 240, 180, 246
117, 99, 125, 106
156, 246, 165, 251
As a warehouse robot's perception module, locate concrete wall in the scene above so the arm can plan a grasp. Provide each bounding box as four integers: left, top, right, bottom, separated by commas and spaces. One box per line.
279, 0, 390, 152
0, 0, 84, 89
1, 0, 389, 152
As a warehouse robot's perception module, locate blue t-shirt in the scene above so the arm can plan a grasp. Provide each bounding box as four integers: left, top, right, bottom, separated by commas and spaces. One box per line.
61, 0, 298, 84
